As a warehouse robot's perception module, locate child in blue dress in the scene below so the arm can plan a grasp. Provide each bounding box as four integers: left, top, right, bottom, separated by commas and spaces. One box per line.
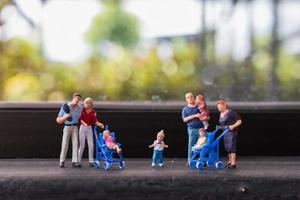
149, 130, 168, 167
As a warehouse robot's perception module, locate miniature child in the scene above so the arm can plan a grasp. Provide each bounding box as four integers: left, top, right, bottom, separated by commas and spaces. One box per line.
192, 128, 207, 151
196, 95, 210, 130
62, 102, 73, 122
103, 129, 122, 153
149, 130, 168, 167
78, 97, 105, 166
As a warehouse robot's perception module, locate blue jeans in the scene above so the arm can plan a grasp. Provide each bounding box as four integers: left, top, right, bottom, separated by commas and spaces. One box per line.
187, 128, 199, 162
152, 150, 164, 164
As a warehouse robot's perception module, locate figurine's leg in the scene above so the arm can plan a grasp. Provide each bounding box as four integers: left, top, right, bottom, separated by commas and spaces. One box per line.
152, 150, 158, 165
78, 126, 86, 164
231, 153, 236, 165
86, 126, 94, 163
60, 126, 71, 164
158, 151, 164, 165
71, 126, 79, 163
188, 128, 199, 162
203, 121, 209, 130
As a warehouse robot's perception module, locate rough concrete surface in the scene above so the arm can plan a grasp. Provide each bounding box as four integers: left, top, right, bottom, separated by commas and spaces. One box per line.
0, 157, 299, 200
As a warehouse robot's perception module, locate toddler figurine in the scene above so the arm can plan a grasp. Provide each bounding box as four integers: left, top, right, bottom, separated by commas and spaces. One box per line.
149, 130, 168, 167
192, 128, 207, 151
196, 95, 210, 130
103, 130, 122, 153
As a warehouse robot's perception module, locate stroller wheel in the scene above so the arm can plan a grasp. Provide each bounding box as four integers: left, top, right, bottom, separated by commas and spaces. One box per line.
119, 161, 125, 169
215, 161, 223, 169
103, 161, 111, 170
206, 160, 215, 168
94, 161, 100, 168
196, 161, 204, 170
189, 160, 196, 169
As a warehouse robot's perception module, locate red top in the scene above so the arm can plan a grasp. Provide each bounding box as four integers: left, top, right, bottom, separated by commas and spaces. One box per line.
80, 108, 98, 125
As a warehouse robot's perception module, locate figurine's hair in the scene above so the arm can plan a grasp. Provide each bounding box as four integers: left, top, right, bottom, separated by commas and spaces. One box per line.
103, 130, 111, 135
216, 99, 228, 108
157, 130, 165, 138
72, 92, 82, 99
199, 128, 206, 132
84, 97, 93, 105
196, 95, 204, 101
185, 92, 194, 99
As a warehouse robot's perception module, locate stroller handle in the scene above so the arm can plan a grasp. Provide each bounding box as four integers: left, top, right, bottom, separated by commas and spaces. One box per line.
210, 126, 231, 147
216, 125, 230, 131
93, 126, 98, 134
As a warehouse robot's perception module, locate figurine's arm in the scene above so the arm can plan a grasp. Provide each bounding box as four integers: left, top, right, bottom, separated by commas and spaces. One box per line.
95, 121, 104, 129
164, 144, 168, 148
80, 120, 88, 126
56, 114, 71, 124
183, 113, 200, 123
229, 119, 242, 130
149, 143, 155, 148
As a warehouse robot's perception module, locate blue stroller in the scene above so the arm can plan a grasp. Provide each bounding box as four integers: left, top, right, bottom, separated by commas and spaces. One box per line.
189, 126, 230, 170
93, 126, 125, 170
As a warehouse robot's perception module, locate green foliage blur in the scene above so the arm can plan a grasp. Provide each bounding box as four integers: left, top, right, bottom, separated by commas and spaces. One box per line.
86, 0, 139, 50
0, 1, 299, 102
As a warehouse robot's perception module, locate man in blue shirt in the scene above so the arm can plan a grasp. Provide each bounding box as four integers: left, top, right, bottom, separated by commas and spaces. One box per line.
182, 92, 204, 165
56, 92, 83, 168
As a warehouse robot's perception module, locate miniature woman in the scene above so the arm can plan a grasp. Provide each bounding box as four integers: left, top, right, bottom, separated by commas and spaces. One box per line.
217, 100, 242, 169
78, 97, 104, 167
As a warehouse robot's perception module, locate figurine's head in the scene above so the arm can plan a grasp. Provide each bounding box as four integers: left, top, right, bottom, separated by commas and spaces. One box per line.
103, 130, 111, 137
199, 128, 206, 137
185, 92, 195, 105
196, 95, 204, 103
216, 99, 227, 112
71, 92, 82, 105
84, 97, 93, 109
157, 130, 165, 141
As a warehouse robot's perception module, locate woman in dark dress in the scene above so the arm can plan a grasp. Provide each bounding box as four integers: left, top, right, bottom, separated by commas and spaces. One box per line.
217, 100, 242, 169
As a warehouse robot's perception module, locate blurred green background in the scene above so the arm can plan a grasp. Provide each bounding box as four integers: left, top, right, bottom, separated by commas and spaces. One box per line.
0, 0, 299, 102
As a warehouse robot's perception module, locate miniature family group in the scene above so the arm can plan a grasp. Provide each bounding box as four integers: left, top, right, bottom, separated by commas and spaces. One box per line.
56, 91, 242, 170
148, 92, 242, 169
56, 92, 122, 168
182, 92, 242, 169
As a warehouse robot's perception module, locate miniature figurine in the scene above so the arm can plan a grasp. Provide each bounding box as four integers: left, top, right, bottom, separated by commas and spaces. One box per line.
78, 97, 104, 167
217, 99, 242, 169
103, 129, 122, 153
192, 128, 207, 151
196, 95, 210, 130
56, 92, 83, 168
149, 130, 168, 167
182, 92, 204, 166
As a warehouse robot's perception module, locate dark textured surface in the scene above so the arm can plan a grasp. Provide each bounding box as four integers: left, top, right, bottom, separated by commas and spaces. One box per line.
0, 102, 300, 158
0, 158, 299, 200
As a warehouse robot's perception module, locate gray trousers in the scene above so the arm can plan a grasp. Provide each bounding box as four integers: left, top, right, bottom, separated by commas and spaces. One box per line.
78, 125, 94, 163
59, 125, 79, 163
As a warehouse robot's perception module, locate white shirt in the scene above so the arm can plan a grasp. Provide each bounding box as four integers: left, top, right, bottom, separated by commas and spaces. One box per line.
153, 140, 165, 151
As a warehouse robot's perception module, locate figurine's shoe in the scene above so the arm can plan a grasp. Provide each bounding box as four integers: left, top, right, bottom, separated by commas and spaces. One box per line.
72, 162, 81, 168
185, 162, 189, 167
224, 163, 231, 168
59, 162, 65, 168
151, 163, 156, 167
89, 162, 94, 167
158, 163, 164, 167
227, 164, 237, 169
